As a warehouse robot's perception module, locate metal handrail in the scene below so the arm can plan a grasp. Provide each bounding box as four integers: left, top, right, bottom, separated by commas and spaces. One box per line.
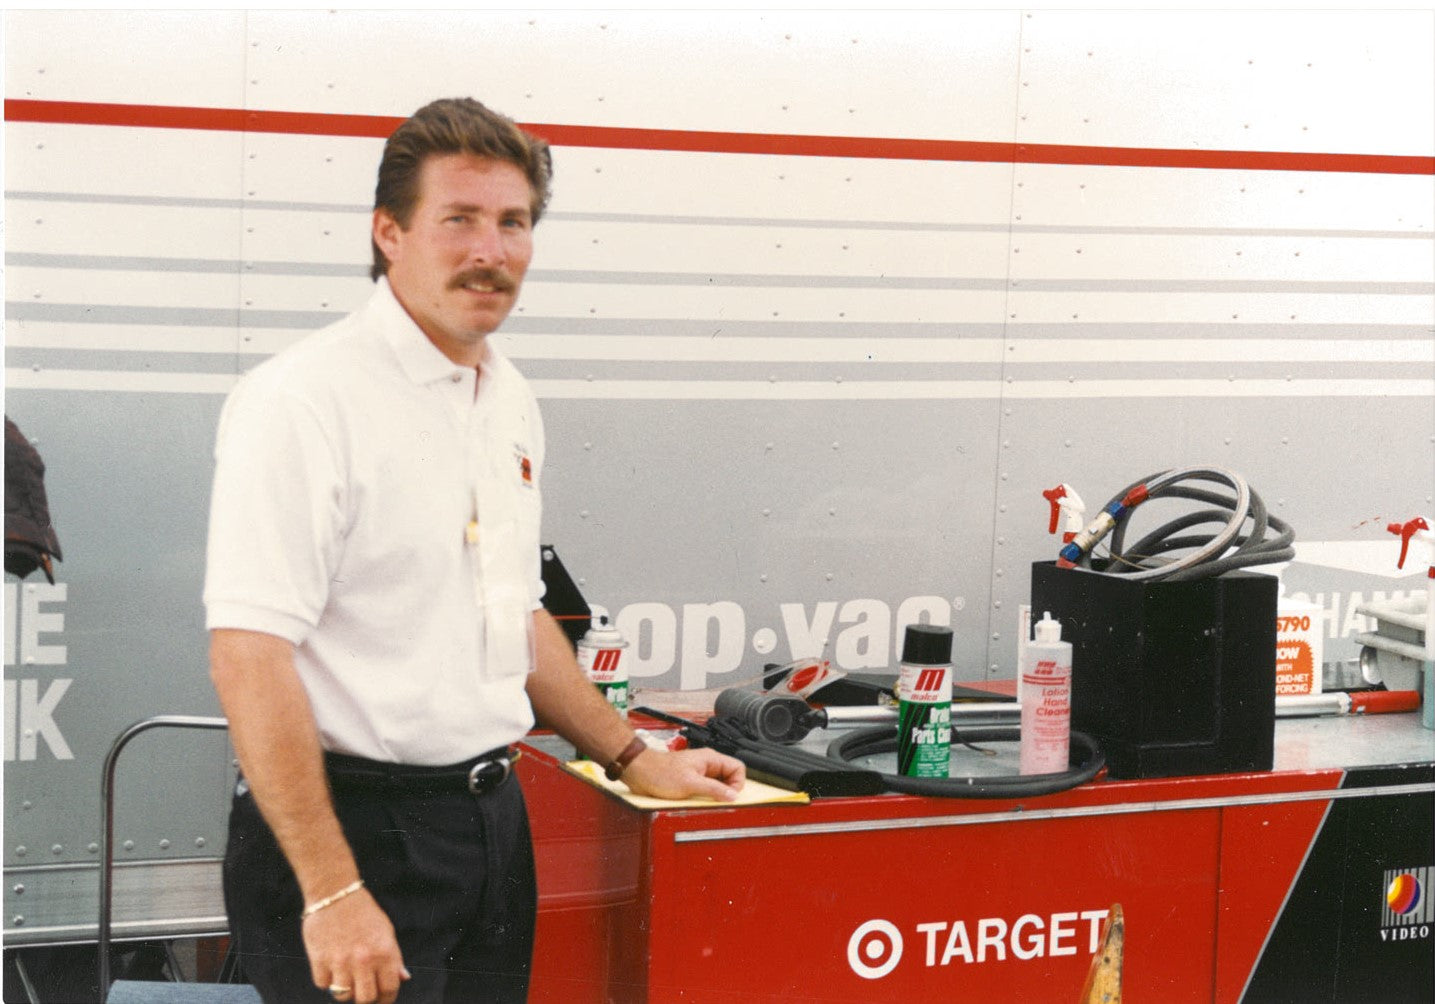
98, 714, 231, 1002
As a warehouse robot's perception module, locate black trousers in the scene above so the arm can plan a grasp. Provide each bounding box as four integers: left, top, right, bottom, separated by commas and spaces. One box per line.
223, 763, 537, 1003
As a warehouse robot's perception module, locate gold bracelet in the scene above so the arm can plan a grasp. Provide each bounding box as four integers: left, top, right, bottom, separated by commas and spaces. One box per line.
301, 879, 365, 920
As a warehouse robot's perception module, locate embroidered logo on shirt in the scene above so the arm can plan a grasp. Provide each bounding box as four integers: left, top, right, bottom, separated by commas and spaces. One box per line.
514, 445, 534, 487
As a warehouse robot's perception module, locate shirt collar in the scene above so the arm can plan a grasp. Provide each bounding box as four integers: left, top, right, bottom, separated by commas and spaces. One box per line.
367, 276, 474, 387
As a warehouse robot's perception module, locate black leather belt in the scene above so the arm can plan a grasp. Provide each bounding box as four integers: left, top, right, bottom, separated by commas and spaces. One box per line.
324, 746, 518, 796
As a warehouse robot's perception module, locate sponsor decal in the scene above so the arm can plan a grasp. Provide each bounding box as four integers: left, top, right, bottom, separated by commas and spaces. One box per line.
4, 582, 73, 762
591, 595, 958, 690
848, 920, 903, 980
1381, 867, 1433, 942
846, 909, 1109, 979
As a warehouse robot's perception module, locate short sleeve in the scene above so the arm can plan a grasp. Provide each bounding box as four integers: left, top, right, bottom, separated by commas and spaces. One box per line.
203, 367, 347, 642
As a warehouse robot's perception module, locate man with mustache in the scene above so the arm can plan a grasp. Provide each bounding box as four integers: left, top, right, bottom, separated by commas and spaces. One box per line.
204, 98, 744, 1004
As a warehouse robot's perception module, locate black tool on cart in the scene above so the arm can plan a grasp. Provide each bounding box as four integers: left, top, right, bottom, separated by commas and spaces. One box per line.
633, 705, 884, 797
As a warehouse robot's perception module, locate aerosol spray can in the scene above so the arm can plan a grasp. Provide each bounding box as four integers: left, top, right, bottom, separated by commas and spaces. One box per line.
1020, 612, 1072, 774
577, 616, 629, 719
897, 624, 953, 778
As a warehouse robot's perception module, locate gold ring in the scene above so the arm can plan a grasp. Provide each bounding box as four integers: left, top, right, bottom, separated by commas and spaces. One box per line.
329, 987, 352, 1000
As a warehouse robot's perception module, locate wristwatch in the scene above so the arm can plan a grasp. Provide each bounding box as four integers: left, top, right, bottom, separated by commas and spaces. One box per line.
604, 736, 648, 781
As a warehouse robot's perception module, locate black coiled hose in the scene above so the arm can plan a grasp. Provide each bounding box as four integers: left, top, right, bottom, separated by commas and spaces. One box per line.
826, 725, 1106, 798
1070, 466, 1295, 582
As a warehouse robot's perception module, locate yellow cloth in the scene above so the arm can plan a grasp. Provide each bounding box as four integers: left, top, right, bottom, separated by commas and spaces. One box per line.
564, 759, 810, 809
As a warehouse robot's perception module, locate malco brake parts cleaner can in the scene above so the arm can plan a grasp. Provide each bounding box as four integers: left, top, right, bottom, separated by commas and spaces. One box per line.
577, 616, 629, 718
897, 624, 954, 778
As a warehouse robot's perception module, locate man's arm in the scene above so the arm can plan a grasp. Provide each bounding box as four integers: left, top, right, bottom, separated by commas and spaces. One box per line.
210, 629, 409, 1004
525, 609, 745, 800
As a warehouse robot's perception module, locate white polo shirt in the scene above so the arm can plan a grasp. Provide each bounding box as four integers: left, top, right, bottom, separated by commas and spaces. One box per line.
204, 278, 544, 765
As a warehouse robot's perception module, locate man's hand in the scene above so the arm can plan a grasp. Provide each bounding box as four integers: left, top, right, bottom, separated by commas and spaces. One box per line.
303, 888, 410, 1004
620, 746, 746, 802
523, 610, 745, 801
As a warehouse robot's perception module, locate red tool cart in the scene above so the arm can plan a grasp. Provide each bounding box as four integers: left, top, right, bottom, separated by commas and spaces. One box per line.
520, 712, 1434, 1003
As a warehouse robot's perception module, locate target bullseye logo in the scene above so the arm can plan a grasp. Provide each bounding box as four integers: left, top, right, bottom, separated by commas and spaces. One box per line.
847, 919, 903, 979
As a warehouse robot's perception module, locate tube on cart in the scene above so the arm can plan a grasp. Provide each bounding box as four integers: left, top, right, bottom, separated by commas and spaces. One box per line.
1020, 612, 1072, 775
897, 625, 954, 778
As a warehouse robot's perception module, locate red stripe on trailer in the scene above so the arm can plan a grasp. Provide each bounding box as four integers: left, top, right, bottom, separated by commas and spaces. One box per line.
6, 99, 1433, 176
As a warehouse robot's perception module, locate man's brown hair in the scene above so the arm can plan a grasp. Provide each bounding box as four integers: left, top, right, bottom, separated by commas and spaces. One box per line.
371, 97, 553, 281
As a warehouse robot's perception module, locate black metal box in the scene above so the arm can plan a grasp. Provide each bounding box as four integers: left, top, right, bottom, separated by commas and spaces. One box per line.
1030, 561, 1277, 779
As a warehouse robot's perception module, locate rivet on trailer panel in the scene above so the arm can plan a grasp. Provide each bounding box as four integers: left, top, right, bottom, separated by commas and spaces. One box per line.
12, 885, 23, 896
13, 847, 25, 858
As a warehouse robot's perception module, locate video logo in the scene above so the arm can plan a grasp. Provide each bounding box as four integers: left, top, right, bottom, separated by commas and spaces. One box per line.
1380, 867, 1433, 942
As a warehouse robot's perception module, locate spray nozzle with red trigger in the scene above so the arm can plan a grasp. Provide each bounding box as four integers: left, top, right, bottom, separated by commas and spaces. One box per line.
1387, 517, 1434, 575
1042, 484, 1087, 544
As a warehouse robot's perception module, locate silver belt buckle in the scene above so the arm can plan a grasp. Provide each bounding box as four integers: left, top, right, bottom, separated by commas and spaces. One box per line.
467, 753, 512, 794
